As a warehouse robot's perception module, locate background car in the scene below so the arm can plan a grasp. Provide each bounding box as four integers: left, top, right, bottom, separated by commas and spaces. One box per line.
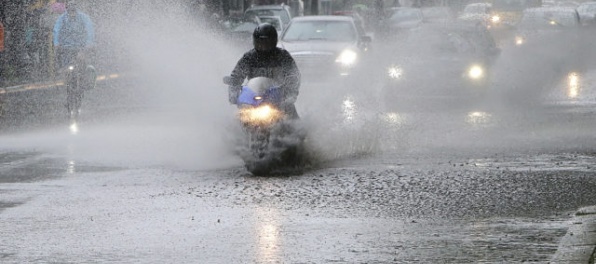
421, 6, 456, 24
381, 21, 500, 100
379, 7, 424, 37
278, 15, 372, 81
556, 1, 580, 8
332, 10, 367, 33
577, 2, 596, 25
244, 4, 293, 30
223, 17, 259, 50
458, 3, 494, 28
258, 15, 285, 34
514, 7, 580, 47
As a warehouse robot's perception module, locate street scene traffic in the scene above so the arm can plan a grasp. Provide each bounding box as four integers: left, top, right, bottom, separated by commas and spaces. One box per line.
1, 0, 596, 263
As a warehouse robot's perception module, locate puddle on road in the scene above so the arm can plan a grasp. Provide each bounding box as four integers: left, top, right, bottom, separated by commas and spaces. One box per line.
0, 151, 126, 184
0, 201, 23, 212
470, 153, 596, 172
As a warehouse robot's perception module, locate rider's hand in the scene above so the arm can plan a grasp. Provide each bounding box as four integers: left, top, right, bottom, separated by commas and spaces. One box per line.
228, 86, 241, 104
283, 96, 297, 105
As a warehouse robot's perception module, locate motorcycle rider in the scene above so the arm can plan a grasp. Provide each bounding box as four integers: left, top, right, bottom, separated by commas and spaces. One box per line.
227, 23, 301, 119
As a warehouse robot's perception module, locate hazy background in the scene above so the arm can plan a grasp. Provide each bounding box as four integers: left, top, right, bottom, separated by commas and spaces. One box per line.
2, 1, 596, 171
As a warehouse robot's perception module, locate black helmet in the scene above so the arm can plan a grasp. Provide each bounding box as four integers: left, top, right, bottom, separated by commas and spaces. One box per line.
253, 23, 278, 52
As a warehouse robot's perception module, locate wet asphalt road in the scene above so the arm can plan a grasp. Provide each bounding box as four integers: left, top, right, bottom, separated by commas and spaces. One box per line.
1, 70, 596, 263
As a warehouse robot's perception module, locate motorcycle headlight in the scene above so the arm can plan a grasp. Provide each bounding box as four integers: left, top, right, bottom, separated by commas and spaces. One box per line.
468, 65, 484, 80
239, 104, 283, 125
336, 49, 358, 67
387, 66, 403, 79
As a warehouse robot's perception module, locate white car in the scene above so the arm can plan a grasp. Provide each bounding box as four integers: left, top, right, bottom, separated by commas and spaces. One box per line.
279, 16, 372, 80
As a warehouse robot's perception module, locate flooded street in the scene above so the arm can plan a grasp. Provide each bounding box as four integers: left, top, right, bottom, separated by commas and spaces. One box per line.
1, 82, 596, 262
1, 148, 594, 263
2, 1, 596, 262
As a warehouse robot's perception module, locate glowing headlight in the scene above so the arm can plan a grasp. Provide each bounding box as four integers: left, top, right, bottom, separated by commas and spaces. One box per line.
68, 65, 75, 71
387, 66, 403, 79
69, 121, 79, 135
239, 105, 283, 124
468, 65, 484, 80
515, 36, 524, 46
336, 49, 358, 66
491, 15, 500, 23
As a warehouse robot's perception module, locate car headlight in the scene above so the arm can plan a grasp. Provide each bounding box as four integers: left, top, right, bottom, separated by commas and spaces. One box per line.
468, 65, 484, 80
515, 36, 524, 46
336, 49, 358, 67
387, 66, 403, 79
491, 15, 500, 23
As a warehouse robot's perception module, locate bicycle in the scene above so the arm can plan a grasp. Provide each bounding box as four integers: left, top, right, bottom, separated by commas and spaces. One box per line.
60, 48, 96, 120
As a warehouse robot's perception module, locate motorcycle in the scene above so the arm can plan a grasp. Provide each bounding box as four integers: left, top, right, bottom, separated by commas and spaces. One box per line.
224, 76, 304, 175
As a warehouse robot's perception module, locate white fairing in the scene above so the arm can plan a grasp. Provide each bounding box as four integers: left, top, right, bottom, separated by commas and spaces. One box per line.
245, 77, 279, 94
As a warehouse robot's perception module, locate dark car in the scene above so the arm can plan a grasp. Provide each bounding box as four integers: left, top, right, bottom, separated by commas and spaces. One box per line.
577, 2, 596, 25
382, 22, 500, 100
224, 17, 259, 49
458, 3, 494, 28
513, 7, 580, 46
379, 7, 424, 36
279, 15, 372, 81
421, 6, 456, 24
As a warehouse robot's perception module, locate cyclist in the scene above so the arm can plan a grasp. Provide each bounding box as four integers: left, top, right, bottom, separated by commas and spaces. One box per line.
53, 0, 95, 117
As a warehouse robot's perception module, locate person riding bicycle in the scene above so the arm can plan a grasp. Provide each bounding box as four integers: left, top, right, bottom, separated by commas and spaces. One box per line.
53, 0, 95, 117
227, 23, 301, 119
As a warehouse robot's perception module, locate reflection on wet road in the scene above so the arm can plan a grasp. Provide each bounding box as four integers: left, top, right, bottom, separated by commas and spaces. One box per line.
2, 153, 592, 263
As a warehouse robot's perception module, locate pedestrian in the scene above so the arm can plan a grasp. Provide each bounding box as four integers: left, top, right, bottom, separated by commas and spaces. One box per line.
53, 0, 95, 118
53, 0, 94, 69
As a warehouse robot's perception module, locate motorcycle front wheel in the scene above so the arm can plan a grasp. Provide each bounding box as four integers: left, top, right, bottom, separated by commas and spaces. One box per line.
244, 128, 273, 175
66, 76, 84, 118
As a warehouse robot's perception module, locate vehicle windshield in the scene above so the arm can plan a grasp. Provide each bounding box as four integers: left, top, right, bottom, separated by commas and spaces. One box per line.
390, 9, 422, 23
463, 5, 488, 14
259, 17, 283, 31
578, 3, 596, 14
422, 7, 453, 20
493, 0, 541, 11
519, 11, 579, 28
397, 24, 495, 58
232, 21, 258, 32
282, 20, 356, 42
245, 9, 290, 25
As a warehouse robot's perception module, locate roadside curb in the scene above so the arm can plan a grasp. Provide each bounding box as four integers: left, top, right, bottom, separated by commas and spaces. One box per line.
550, 206, 596, 264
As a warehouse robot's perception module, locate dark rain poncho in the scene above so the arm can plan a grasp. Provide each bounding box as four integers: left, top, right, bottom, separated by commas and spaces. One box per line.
228, 47, 301, 105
